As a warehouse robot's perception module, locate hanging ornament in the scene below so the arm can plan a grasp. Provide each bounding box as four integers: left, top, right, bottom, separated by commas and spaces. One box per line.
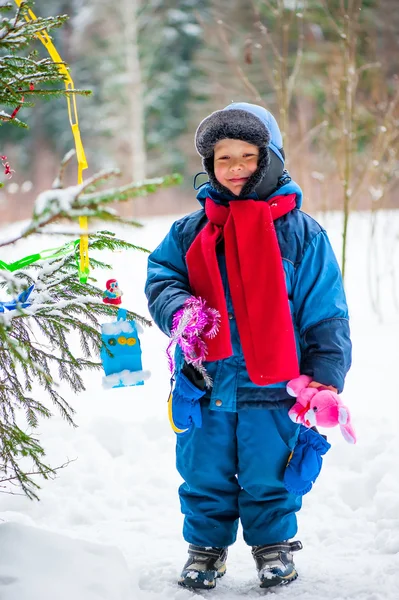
10, 83, 34, 120
1, 155, 15, 179
100, 306, 150, 389
0, 284, 34, 313
102, 279, 123, 305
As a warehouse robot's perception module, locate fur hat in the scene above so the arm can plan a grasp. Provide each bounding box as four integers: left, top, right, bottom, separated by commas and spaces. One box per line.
195, 108, 271, 159
194, 103, 285, 198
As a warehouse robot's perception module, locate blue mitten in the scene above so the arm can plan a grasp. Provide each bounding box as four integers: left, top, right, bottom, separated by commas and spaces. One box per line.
284, 426, 331, 496
168, 371, 205, 435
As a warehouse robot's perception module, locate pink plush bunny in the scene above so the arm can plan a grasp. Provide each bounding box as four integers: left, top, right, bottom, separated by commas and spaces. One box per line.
287, 375, 356, 444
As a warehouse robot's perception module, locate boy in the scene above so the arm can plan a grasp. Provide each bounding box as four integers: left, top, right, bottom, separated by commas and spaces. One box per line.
145, 103, 351, 589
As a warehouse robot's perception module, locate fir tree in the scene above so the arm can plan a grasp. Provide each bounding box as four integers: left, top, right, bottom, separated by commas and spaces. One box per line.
0, 1, 90, 130
0, 1, 181, 499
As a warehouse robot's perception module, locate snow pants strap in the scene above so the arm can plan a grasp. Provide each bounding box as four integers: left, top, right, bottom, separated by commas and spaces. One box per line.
252, 541, 303, 556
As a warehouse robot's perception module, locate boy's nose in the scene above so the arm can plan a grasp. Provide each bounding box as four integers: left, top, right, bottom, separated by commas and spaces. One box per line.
230, 161, 243, 171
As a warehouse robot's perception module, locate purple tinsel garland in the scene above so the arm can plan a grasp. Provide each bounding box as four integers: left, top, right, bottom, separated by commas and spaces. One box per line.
166, 296, 220, 386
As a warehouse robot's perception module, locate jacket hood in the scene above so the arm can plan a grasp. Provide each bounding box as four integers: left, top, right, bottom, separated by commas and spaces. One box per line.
222, 102, 285, 164
194, 102, 286, 199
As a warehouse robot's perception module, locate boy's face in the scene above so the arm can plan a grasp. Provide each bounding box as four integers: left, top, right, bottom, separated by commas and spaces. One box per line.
214, 139, 259, 195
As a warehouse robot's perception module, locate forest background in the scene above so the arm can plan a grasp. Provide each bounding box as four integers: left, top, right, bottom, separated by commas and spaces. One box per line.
1, 0, 398, 223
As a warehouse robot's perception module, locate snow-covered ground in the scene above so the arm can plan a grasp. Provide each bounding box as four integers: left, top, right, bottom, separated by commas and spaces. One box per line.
0, 209, 398, 600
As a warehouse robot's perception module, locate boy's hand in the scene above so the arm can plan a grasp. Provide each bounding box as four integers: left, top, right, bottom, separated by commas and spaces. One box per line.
167, 296, 220, 373
308, 380, 338, 394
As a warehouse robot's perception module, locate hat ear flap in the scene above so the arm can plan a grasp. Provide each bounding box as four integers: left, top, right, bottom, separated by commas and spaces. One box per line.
202, 155, 229, 196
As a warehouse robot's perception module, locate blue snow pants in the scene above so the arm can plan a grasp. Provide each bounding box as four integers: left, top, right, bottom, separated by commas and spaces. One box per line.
176, 406, 302, 547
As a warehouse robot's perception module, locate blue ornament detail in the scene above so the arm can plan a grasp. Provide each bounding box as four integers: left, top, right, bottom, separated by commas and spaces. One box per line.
0, 284, 35, 313
100, 308, 147, 388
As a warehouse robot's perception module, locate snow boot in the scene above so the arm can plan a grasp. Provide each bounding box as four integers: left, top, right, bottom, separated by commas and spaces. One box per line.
178, 544, 228, 590
252, 540, 303, 588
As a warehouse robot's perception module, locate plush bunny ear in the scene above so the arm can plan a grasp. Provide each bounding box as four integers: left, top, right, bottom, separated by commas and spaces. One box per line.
338, 406, 349, 425
340, 423, 356, 444
338, 405, 356, 444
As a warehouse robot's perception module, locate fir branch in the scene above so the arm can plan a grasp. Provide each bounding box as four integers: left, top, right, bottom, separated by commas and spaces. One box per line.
0, 172, 181, 248
0, 457, 76, 501
52, 149, 77, 189
0, 233, 152, 499
0, 5, 68, 52
77, 173, 183, 206
0, 4, 91, 128
0, 111, 28, 127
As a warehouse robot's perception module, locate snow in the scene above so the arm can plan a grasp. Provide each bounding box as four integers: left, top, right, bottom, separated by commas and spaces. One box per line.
0, 295, 104, 324
102, 368, 151, 389
102, 320, 136, 335
33, 185, 84, 219
0, 209, 398, 599
0, 521, 131, 600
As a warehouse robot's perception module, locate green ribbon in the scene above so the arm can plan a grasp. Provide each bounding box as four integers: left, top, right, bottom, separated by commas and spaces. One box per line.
0, 240, 80, 273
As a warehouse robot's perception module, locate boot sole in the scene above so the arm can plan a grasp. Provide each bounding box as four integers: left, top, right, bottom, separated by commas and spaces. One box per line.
260, 569, 298, 589
178, 565, 226, 590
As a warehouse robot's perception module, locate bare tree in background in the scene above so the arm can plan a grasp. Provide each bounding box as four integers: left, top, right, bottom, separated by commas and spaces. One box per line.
122, 0, 147, 182
68, 0, 147, 183
319, 0, 399, 278
196, 0, 306, 158
249, 0, 307, 155
195, 0, 399, 281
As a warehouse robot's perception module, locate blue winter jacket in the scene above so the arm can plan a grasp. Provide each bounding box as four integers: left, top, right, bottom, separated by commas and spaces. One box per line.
145, 181, 352, 412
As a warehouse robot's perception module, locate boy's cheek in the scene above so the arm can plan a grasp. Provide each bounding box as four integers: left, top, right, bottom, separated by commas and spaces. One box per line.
214, 165, 225, 183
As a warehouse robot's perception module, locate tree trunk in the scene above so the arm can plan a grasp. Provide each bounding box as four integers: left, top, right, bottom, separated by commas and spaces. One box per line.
122, 0, 147, 183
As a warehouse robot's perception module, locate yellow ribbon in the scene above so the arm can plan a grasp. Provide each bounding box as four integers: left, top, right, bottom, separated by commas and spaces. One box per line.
167, 391, 189, 435
14, 0, 89, 282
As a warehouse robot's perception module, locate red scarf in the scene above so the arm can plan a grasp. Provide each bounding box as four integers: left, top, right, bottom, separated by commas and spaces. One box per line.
185, 195, 299, 386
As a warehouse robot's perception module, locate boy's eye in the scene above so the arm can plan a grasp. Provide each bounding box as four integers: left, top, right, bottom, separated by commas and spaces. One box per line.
217, 156, 229, 160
